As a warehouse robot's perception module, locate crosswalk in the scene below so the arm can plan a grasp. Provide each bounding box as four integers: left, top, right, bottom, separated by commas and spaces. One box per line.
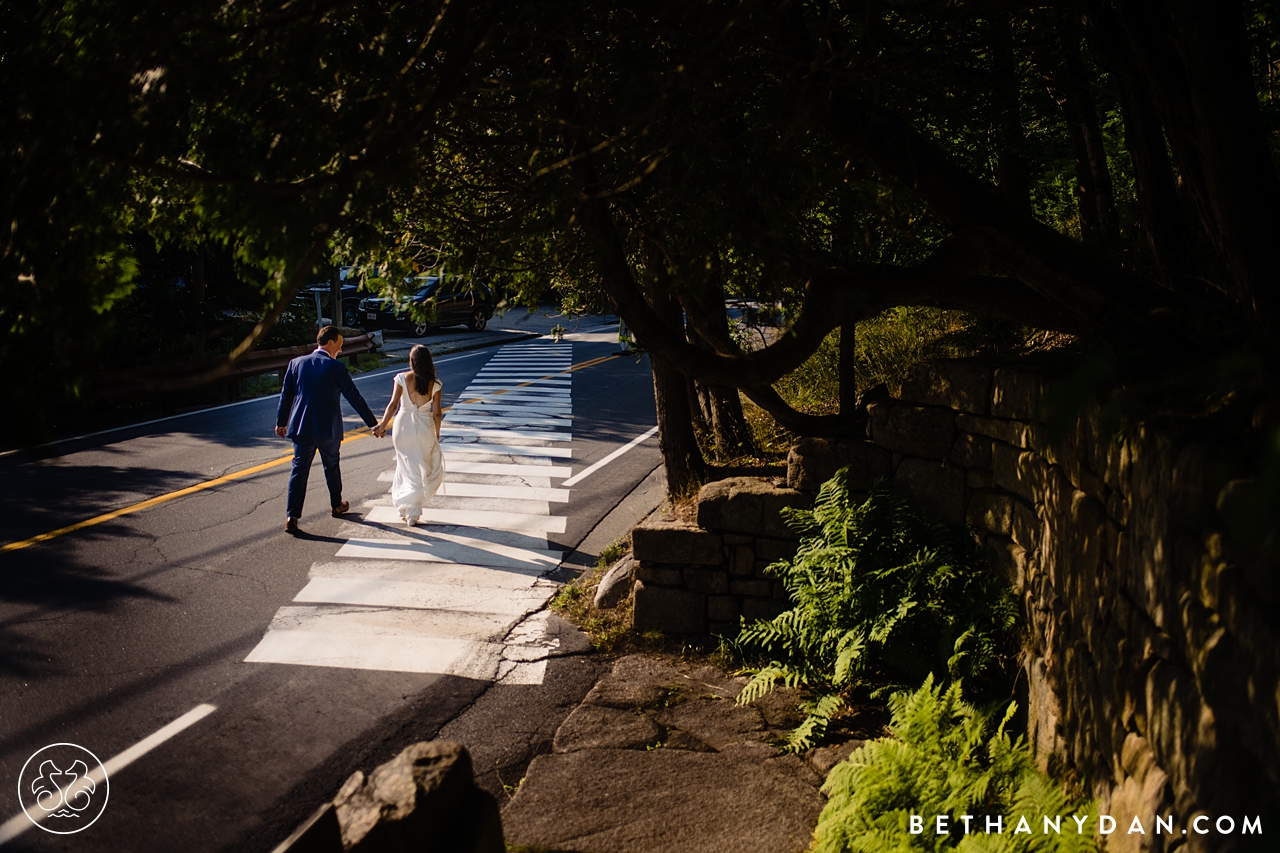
244, 341, 576, 683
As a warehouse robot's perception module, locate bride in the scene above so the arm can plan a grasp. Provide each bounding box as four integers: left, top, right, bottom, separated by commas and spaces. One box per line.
372, 344, 444, 525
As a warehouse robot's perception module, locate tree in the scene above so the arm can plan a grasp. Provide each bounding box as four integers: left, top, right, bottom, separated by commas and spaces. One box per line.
6, 0, 1279, 471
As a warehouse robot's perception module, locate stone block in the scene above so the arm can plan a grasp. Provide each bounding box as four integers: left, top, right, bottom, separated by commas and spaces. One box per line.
991, 442, 1046, 503
787, 437, 893, 492
1100, 484, 1131, 525
707, 595, 741, 622
871, 405, 956, 459
697, 477, 810, 537
967, 491, 1013, 534
632, 514, 724, 565
894, 457, 967, 525
756, 537, 798, 563
1011, 499, 1039, 552
955, 413, 1031, 448
336, 742, 503, 853
728, 544, 755, 576
773, 581, 791, 600
951, 433, 992, 468
1076, 465, 1109, 504
684, 567, 729, 595
635, 564, 684, 586
633, 580, 705, 634
742, 597, 790, 622
730, 578, 772, 597
900, 358, 993, 414
1170, 442, 1224, 529
991, 366, 1042, 420
594, 554, 635, 609
985, 534, 1026, 586
967, 469, 995, 489
784, 439, 835, 489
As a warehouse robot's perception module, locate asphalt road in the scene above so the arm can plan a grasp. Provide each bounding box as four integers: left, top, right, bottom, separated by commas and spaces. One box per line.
0, 330, 659, 852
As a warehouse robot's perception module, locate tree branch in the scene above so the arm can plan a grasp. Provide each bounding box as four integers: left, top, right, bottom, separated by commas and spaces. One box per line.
742, 384, 851, 438
824, 95, 1225, 345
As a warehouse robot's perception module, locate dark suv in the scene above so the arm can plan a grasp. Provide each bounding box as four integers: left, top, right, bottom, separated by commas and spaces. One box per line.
357, 276, 495, 335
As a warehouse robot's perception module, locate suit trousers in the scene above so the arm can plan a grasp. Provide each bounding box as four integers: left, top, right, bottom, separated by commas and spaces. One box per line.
287, 437, 343, 520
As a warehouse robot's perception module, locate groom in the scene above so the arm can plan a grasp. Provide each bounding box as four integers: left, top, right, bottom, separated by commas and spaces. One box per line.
275, 325, 381, 533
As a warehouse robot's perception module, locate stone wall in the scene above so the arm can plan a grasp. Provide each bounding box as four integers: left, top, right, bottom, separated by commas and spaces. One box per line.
789, 359, 1278, 852
631, 478, 810, 636
632, 356, 1278, 850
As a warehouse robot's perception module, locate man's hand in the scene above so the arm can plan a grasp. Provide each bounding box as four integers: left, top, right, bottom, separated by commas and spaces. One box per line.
274, 426, 287, 438
372, 424, 386, 438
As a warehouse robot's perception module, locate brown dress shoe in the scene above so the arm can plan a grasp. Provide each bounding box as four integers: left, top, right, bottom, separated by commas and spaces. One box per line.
285, 518, 300, 533
331, 501, 350, 517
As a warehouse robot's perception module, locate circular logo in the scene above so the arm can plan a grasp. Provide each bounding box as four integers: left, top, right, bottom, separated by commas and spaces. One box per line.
17, 743, 109, 835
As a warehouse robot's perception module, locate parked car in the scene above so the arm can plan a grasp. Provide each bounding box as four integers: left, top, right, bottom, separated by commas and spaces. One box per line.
357, 276, 495, 335
301, 266, 389, 328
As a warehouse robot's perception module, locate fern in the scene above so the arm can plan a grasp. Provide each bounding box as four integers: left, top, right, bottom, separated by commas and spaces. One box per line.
813, 678, 1097, 853
735, 469, 1017, 750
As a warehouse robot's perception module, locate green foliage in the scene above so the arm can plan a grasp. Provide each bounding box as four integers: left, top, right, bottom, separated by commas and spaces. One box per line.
813, 678, 1096, 853
735, 470, 1016, 750
773, 311, 1035, 421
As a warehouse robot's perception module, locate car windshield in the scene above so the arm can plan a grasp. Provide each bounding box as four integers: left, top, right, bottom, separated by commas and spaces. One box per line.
411, 277, 439, 300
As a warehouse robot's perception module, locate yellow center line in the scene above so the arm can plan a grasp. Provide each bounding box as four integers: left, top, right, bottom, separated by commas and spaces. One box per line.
1, 352, 623, 553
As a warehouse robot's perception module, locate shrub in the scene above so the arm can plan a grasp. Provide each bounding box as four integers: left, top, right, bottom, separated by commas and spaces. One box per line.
813, 677, 1096, 853
735, 470, 1016, 750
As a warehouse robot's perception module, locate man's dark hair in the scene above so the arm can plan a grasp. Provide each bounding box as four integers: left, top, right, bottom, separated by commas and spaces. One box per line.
317, 325, 342, 346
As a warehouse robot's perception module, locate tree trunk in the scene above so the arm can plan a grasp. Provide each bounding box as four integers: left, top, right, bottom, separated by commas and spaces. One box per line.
1062, 50, 1121, 252
1036, 25, 1119, 252
679, 266, 756, 458
1116, 71, 1196, 286
1064, 118, 1101, 246
839, 324, 858, 424
1105, 0, 1280, 337
992, 17, 1033, 218
704, 383, 755, 458
687, 374, 711, 438
642, 248, 706, 497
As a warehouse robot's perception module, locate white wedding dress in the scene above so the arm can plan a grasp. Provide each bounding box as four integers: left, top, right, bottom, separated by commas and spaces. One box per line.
391, 373, 445, 522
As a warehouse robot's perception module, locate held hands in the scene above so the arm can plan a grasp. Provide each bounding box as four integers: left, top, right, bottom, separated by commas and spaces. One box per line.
372, 423, 387, 438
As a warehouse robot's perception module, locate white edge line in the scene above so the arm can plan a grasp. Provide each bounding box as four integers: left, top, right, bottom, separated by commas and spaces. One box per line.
0, 703, 217, 845
561, 425, 659, 487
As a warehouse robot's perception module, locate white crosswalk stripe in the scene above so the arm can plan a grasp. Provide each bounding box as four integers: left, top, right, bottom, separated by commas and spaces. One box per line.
244, 340, 579, 682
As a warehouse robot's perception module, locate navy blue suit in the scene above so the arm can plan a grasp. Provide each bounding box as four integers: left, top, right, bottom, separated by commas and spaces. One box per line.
276, 348, 378, 520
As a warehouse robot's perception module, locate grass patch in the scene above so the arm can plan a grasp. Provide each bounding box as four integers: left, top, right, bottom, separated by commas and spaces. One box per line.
551, 534, 638, 652
740, 392, 796, 459
240, 373, 283, 398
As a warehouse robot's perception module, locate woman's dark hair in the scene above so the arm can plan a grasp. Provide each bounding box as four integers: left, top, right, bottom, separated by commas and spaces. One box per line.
409, 344, 437, 396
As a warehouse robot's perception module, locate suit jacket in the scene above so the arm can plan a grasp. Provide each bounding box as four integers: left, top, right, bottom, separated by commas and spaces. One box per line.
276, 348, 378, 440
